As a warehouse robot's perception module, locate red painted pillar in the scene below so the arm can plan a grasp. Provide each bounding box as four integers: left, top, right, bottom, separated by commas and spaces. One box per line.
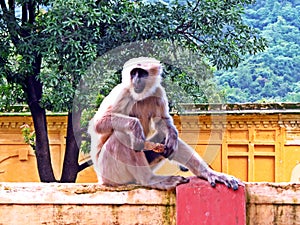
176, 177, 246, 225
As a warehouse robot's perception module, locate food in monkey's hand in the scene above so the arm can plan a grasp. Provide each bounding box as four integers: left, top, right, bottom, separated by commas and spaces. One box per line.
144, 141, 165, 153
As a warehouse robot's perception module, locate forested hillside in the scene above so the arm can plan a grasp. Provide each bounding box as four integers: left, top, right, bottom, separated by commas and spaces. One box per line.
214, 0, 300, 103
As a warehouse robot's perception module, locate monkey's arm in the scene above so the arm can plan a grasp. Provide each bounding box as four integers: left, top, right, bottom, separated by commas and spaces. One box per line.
149, 97, 178, 158
154, 116, 178, 159
93, 112, 145, 151
93, 86, 146, 150
94, 85, 138, 132
95, 113, 138, 132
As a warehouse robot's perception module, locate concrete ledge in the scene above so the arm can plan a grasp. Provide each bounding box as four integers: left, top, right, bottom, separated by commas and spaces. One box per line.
0, 183, 176, 225
0, 183, 175, 205
247, 182, 300, 204
246, 182, 300, 225
0, 182, 299, 225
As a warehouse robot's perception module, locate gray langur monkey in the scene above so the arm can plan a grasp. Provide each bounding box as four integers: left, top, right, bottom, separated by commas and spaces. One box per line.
88, 57, 242, 190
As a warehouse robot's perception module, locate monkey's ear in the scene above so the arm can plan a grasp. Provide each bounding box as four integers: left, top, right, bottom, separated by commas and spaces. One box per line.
149, 65, 162, 77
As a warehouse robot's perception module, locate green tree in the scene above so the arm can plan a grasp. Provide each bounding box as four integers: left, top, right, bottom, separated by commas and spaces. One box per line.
0, 0, 266, 182
215, 0, 300, 103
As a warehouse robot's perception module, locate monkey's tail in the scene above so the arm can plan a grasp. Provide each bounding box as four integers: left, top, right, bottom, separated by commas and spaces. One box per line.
87, 119, 99, 165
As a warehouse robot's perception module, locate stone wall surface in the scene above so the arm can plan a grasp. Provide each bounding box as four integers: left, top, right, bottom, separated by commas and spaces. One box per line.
247, 182, 300, 225
0, 182, 299, 225
0, 183, 176, 225
1, 110, 300, 183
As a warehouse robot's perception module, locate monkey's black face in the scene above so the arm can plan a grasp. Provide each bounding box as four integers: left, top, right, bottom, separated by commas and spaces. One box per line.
130, 68, 149, 93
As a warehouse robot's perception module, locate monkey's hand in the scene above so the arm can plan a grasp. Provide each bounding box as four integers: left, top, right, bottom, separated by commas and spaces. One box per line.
162, 128, 178, 158
144, 141, 165, 153
128, 118, 146, 151
200, 169, 244, 191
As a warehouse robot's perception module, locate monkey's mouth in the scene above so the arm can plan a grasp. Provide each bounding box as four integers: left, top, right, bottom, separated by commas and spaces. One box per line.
134, 87, 144, 93
133, 83, 146, 93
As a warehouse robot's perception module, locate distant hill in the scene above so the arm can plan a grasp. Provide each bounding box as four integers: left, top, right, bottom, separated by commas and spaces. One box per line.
214, 0, 300, 103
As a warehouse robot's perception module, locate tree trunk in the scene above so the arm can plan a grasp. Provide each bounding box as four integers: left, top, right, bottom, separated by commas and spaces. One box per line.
60, 110, 82, 182
1, 0, 56, 182
25, 73, 56, 182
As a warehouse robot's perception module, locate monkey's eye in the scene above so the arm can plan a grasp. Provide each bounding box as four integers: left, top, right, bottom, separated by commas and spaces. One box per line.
130, 72, 137, 79
139, 70, 148, 78
130, 68, 149, 79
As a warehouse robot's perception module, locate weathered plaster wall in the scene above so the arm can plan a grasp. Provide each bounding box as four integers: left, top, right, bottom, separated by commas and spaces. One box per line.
0, 183, 176, 225
1, 110, 300, 183
0, 182, 299, 225
247, 182, 300, 225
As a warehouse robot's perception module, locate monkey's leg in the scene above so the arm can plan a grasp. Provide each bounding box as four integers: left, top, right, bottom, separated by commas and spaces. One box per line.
124, 151, 189, 190
96, 136, 141, 185
97, 135, 188, 190
171, 138, 242, 190
94, 114, 145, 151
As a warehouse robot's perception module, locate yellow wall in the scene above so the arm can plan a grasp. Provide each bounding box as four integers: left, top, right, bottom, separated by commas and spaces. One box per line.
0, 112, 299, 183
171, 113, 300, 182
0, 114, 96, 182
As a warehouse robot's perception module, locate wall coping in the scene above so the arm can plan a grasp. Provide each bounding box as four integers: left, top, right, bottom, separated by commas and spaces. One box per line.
0, 112, 68, 117
246, 182, 300, 205
1, 103, 300, 116
172, 103, 300, 115
1, 182, 299, 205
0, 183, 176, 205
1, 182, 299, 225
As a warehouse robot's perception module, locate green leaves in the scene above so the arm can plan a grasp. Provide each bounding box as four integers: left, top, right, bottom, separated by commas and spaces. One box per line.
215, 0, 300, 103
20, 124, 36, 150
171, 0, 267, 69
1, 0, 267, 112
38, 0, 102, 111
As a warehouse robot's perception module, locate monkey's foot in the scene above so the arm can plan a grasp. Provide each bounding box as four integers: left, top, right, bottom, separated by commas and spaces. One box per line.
149, 176, 189, 191
200, 170, 244, 191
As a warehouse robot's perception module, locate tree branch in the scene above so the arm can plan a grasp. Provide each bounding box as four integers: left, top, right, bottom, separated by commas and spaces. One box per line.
8, 0, 15, 12
174, 0, 200, 34
78, 159, 93, 172
185, 32, 206, 45
0, 0, 7, 12
191, 0, 201, 12
29, 0, 36, 24
22, 4, 28, 25
0, 0, 20, 46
